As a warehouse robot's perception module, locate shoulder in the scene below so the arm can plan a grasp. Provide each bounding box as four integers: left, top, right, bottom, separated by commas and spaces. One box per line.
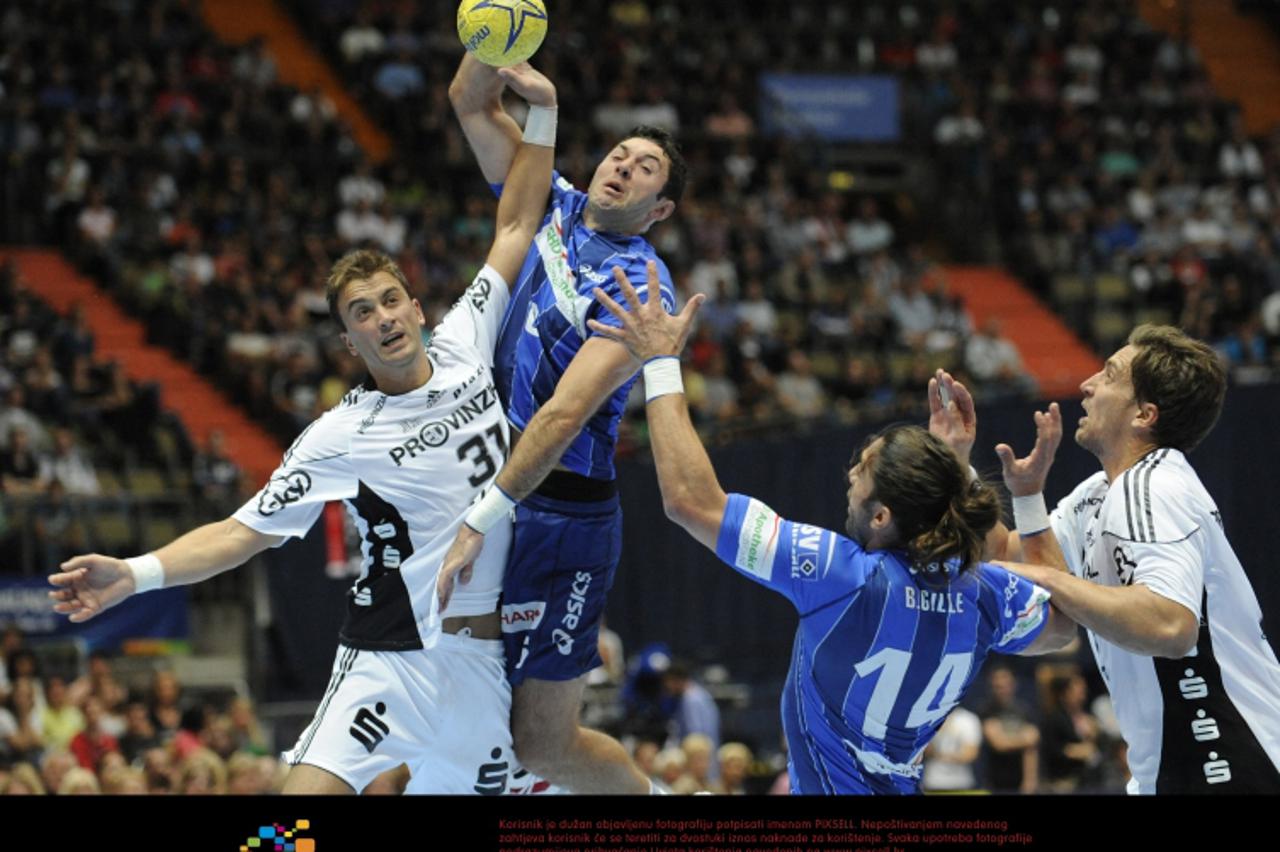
281, 395, 364, 465
1105, 449, 1206, 542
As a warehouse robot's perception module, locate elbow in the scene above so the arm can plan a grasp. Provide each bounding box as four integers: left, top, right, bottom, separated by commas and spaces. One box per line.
662, 490, 697, 529
1157, 618, 1200, 659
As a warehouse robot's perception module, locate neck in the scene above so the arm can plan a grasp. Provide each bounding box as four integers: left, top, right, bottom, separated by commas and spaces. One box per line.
369, 356, 432, 396
1101, 439, 1161, 482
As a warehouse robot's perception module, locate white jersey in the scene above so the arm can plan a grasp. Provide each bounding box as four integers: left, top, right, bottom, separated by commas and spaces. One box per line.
235, 266, 514, 651
1050, 448, 1280, 793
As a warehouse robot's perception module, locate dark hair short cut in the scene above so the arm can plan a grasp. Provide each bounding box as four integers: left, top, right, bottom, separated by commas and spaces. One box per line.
1127, 325, 1226, 452
623, 125, 687, 203
864, 425, 1001, 577
326, 249, 412, 331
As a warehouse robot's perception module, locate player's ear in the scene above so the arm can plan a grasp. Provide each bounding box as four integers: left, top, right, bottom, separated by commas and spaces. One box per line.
645, 198, 675, 229
1134, 400, 1158, 434
340, 332, 357, 356
412, 298, 426, 327
870, 502, 893, 532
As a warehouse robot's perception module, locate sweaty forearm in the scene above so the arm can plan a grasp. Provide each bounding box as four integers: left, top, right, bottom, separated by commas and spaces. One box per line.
493, 406, 582, 500
151, 518, 277, 586
1017, 527, 1070, 573
646, 394, 726, 548
999, 562, 1192, 657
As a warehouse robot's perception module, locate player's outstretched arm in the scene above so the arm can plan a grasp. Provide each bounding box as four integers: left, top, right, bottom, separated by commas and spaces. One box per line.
996, 559, 1198, 657
485, 63, 556, 287
588, 263, 721, 547
49, 518, 282, 623
449, 53, 522, 184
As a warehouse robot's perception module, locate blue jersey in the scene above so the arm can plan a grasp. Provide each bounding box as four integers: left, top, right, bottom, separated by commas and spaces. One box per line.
715, 494, 1052, 795
492, 172, 676, 480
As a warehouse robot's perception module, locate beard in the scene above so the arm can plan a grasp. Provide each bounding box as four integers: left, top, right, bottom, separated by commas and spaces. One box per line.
845, 500, 876, 548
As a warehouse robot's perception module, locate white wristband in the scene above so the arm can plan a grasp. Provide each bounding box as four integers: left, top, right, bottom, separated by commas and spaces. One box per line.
643, 356, 684, 402
126, 553, 165, 593
522, 105, 557, 147
465, 486, 517, 534
1011, 493, 1051, 536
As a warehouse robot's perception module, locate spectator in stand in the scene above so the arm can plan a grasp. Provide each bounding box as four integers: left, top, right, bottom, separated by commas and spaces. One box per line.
922, 705, 983, 793
39, 749, 76, 796
68, 696, 120, 772
39, 428, 100, 497
67, 651, 127, 721
1040, 670, 1101, 793
979, 667, 1039, 794
965, 318, 1035, 398
663, 661, 721, 754
1, 427, 45, 496
192, 429, 243, 507
39, 677, 84, 753
1, 678, 44, 766
775, 350, 827, 419
714, 742, 753, 795
118, 700, 161, 764
675, 734, 715, 794
847, 197, 895, 257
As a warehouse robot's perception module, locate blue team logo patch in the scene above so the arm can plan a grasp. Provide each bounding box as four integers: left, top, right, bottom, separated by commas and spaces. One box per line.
790, 523, 824, 581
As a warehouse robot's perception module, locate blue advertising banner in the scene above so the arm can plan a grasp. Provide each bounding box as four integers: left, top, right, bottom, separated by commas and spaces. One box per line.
0, 576, 188, 648
760, 73, 900, 142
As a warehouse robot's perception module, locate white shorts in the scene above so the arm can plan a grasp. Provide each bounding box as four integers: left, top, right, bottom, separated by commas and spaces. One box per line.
284, 633, 521, 794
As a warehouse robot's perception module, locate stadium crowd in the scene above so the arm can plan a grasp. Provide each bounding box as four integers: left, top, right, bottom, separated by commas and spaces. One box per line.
1, 624, 1128, 794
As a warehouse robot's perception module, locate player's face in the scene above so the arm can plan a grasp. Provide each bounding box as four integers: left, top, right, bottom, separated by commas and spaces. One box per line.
844, 440, 882, 546
338, 271, 426, 373
586, 137, 676, 233
1076, 344, 1141, 456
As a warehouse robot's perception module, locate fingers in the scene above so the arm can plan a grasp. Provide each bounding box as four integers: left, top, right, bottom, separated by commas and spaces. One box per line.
591, 286, 629, 324
585, 318, 626, 344
928, 376, 942, 414
994, 443, 1015, 470
644, 259, 659, 303
48, 567, 87, 587
673, 293, 705, 346
611, 267, 643, 313
437, 573, 454, 611
952, 379, 976, 420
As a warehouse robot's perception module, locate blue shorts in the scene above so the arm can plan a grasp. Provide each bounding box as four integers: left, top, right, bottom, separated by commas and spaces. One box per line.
501, 485, 622, 686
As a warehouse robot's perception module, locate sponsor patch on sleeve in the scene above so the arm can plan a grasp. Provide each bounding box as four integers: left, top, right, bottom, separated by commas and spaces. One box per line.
735, 498, 782, 581
999, 585, 1050, 645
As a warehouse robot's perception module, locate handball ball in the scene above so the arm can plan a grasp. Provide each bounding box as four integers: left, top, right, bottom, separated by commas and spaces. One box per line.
457, 0, 549, 67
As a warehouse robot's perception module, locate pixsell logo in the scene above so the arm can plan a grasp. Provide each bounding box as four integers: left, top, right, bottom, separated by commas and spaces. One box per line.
237, 820, 314, 852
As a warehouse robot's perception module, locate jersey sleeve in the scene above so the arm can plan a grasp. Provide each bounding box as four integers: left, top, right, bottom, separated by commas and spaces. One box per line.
585, 253, 676, 333
430, 265, 512, 365
1047, 472, 1106, 579
977, 563, 1052, 654
232, 413, 358, 542
713, 493, 876, 612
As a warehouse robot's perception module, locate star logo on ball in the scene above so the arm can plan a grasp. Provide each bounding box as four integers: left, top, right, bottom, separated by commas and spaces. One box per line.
473, 0, 548, 52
